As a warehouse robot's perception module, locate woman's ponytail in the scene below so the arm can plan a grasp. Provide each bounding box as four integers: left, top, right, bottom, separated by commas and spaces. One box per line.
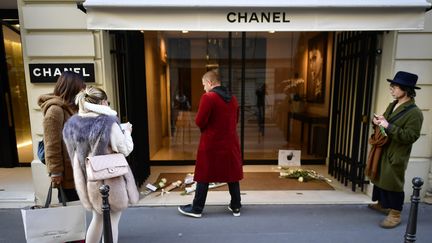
75, 86, 108, 113
75, 89, 87, 112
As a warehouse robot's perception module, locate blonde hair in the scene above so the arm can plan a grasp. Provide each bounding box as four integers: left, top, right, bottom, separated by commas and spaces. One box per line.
75, 86, 108, 112
202, 70, 220, 84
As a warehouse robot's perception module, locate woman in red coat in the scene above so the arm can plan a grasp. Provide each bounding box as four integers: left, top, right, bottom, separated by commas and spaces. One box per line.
178, 70, 243, 218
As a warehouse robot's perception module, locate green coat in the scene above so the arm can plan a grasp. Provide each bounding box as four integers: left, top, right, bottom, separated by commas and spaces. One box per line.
371, 99, 423, 192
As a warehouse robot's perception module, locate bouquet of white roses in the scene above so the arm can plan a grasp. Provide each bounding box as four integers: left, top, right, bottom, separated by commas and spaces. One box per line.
278, 166, 332, 183
181, 182, 227, 195
141, 177, 167, 196
157, 180, 183, 197
183, 173, 194, 185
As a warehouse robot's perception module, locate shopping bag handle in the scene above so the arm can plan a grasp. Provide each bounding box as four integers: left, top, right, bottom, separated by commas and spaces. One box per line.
44, 183, 67, 208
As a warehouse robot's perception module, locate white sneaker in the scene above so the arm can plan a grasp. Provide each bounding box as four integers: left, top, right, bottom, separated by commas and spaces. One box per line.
228, 206, 241, 217
178, 204, 202, 218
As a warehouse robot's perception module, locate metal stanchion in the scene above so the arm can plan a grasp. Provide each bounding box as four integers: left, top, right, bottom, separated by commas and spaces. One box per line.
100, 184, 113, 243
404, 177, 424, 243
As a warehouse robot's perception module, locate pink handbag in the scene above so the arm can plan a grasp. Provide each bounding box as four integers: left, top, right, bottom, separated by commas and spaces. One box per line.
85, 153, 129, 181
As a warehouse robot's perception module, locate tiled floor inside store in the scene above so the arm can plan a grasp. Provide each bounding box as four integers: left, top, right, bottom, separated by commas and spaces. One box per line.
0, 165, 373, 209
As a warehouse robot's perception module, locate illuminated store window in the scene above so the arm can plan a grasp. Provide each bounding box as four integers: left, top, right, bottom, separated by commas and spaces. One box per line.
144, 31, 331, 162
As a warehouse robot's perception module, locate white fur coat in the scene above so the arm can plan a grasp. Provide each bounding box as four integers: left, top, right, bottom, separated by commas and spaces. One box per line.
63, 102, 139, 214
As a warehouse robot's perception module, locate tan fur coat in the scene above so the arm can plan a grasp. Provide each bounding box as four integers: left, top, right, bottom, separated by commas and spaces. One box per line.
38, 94, 75, 189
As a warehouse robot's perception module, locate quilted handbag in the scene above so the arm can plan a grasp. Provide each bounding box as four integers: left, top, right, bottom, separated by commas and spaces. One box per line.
85, 153, 129, 181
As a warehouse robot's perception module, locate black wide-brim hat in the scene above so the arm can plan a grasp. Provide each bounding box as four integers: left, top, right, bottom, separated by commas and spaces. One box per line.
387, 71, 421, 89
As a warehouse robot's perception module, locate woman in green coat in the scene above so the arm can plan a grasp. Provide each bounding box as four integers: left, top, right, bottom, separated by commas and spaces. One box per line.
368, 71, 423, 229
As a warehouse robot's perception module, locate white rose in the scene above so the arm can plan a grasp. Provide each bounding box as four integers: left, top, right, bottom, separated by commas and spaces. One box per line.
298, 177, 304, 182
280, 172, 289, 177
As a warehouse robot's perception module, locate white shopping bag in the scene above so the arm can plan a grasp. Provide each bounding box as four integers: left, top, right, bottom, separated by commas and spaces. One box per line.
21, 200, 86, 243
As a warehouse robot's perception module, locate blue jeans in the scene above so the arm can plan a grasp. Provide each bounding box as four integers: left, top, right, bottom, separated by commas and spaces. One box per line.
192, 182, 241, 213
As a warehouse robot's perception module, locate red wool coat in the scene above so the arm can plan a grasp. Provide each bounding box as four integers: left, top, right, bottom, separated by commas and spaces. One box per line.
194, 92, 243, 183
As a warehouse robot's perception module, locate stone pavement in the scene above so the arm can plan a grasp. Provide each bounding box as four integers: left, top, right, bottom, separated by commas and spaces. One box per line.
1, 203, 431, 243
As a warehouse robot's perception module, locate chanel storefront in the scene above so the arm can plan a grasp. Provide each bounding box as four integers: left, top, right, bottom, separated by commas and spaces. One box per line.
13, 0, 432, 202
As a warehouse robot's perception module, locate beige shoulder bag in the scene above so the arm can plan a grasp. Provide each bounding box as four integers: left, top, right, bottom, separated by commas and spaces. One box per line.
85, 153, 129, 181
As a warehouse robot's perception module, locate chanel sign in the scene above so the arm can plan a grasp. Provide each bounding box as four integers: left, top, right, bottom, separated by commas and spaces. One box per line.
29, 63, 95, 83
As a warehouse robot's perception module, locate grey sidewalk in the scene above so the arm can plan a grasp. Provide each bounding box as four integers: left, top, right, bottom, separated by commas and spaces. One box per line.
1, 204, 431, 243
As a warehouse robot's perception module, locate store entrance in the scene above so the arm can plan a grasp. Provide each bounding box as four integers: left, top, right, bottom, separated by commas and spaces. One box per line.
110, 30, 380, 191
142, 31, 332, 164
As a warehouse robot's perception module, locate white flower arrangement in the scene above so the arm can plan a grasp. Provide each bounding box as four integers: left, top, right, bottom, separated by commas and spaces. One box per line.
282, 78, 305, 92
181, 182, 227, 195
183, 173, 194, 185
157, 178, 168, 188
158, 180, 182, 197
278, 166, 332, 183
141, 177, 168, 196
182, 182, 197, 195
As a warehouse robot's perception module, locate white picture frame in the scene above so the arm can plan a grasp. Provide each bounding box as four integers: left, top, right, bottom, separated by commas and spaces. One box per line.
278, 150, 301, 167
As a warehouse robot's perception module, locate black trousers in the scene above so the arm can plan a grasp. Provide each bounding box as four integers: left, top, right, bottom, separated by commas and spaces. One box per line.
372, 185, 404, 211
58, 188, 80, 203
192, 182, 241, 213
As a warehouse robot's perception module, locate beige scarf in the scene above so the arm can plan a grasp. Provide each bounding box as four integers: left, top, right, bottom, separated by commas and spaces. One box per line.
365, 126, 388, 180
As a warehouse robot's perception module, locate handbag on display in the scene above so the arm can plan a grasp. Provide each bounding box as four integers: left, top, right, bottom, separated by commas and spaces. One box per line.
21, 185, 86, 243
85, 153, 129, 181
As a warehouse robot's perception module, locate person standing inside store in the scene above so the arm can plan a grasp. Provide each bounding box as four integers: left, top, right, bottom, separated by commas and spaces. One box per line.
366, 71, 423, 228
63, 86, 138, 243
178, 70, 243, 218
255, 83, 266, 136
38, 71, 85, 203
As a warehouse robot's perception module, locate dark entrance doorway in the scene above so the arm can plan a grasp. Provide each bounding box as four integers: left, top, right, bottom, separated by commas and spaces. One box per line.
110, 31, 151, 185
328, 31, 380, 192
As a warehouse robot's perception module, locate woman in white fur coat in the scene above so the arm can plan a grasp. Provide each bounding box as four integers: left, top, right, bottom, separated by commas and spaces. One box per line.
63, 86, 138, 243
